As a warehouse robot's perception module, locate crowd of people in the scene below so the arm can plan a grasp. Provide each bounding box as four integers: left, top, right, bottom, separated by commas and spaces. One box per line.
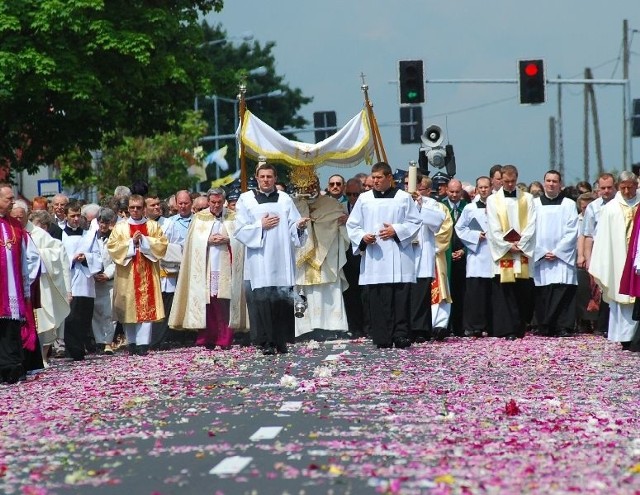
0, 160, 638, 384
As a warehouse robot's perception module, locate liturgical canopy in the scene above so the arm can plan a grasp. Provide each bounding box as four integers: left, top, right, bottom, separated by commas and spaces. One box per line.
239, 110, 374, 168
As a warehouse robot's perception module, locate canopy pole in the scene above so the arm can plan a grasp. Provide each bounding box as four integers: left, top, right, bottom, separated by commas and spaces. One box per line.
238, 83, 248, 192
361, 73, 387, 164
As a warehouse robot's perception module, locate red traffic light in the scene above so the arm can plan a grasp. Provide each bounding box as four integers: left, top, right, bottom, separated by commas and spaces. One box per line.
524, 63, 539, 77
518, 59, 545, 104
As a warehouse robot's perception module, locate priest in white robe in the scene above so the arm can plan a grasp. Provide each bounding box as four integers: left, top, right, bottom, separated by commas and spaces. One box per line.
410, 175, 446, 342
432, 203, 454, 339
532, 171, 579, 337
107, 194, 168, 356
28, 210, 71, 363
486, 165, 536, 339
346, 162, 422, 349
590, 170, 640, 349
292, 174, 350, 339
0, 185, 40, 383
151, 190, 193, 349
234, 162, 309, 355
61, 202, 103, 361
169, 187, 235, 349
455, 176, 494, 337
581, 173, 617, 335
92, 208, 118, 354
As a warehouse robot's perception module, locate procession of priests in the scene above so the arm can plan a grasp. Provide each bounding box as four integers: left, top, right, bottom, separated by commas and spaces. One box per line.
2, 160, 640, 383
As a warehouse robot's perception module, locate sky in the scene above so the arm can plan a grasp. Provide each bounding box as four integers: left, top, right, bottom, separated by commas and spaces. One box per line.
206, 1, 640, 187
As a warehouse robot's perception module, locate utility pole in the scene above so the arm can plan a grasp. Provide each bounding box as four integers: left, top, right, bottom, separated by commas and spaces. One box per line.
623, 19, 629, 170
557, 75, 565, 177
584, 69, 590, 182
586, 68, 604, 176
549, 117, 557, 169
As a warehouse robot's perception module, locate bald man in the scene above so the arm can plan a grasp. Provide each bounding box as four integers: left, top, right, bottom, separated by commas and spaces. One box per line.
441, 178, 468, 337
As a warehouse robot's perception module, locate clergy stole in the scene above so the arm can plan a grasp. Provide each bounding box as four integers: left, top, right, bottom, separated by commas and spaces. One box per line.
0, 217, 28, 320
623, 202, 638, 244
494, 193, 530, 283
130, 223, 161, 322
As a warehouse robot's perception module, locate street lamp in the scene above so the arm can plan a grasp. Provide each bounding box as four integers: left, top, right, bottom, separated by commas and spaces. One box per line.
194, 32, 257, 110
206, 89, 285, 176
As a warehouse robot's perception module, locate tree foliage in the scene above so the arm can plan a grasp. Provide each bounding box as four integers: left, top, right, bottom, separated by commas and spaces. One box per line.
1, 3, 313, 195
0, 0, 224, 173
57, 111, 207, 199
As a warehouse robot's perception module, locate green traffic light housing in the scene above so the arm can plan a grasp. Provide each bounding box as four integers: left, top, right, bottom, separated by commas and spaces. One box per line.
399, 60, 425, 105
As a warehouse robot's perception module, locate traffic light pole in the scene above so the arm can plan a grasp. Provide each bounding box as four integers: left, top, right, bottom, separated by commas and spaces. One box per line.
425, 78, 627, 85
425, 77, 630, 170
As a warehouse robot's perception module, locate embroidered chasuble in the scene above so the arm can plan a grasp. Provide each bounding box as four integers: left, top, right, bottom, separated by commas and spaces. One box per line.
108, 219, 167, 323
591, 192, 640, 304
169, 209, 235, 330
293, 195, 349, 336
294, 195, 348, 286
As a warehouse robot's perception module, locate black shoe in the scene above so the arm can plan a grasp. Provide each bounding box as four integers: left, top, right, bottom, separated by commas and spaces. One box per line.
504, 334, 518, 341
413, 336, 427, 344
136, 345, 149, 356
432, 327, 449, 341
6, 366, 25, 385
621, 341, 632, 350
556, 328, 573, 338
394, 338, 411, 349
464, 329, 483, 338
262, 344, 277, 356
536, 326, 551, 337
376, 343, 392, 349
276, 344, 288, 354
128, 344, 137, 356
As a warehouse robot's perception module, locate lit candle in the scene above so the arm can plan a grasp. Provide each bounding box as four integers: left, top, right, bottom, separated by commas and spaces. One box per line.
407, 162, 417, 193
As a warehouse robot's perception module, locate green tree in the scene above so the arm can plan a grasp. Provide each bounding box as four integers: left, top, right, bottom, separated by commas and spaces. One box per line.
0, 0, 224, 173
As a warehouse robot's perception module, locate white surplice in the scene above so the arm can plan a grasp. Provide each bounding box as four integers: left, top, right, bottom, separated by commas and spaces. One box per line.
455, 202, 493, 279
532, 196, 579, 286
27, 224, 71, 343
61, 228, 102, 297
234, 190, 305, 290
414, 196, 446, 279
345, 189, 422, 285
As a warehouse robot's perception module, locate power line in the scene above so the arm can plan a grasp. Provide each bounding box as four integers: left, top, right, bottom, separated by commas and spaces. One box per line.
426, 96, 516, 119
609, 39, 624, 78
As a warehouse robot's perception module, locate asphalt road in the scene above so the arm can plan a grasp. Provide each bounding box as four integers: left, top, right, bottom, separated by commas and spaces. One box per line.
2, 334, 640, 495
